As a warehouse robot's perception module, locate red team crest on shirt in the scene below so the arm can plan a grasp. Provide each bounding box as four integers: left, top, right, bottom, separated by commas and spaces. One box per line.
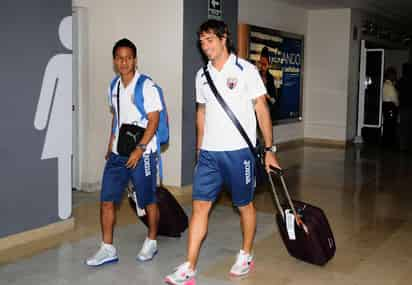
226, 77, 238, 90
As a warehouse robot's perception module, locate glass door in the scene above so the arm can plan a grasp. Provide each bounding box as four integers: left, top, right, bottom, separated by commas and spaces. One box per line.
355, 40, 385, 143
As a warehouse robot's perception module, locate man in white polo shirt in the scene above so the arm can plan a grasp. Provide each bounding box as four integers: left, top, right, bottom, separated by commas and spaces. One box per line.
86, 38, 162, 267
165, 20, 280, 285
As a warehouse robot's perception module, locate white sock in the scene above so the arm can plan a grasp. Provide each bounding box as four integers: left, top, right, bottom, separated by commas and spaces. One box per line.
145, 237, 157, 244
240, 249, 251, 256
102, 242, 116, 253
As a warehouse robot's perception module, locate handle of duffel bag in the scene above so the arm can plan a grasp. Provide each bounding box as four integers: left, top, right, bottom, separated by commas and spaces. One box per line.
268, 166, 308, 234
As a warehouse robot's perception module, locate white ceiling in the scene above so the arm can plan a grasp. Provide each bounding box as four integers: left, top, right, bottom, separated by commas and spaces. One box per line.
276, 0, 412, 28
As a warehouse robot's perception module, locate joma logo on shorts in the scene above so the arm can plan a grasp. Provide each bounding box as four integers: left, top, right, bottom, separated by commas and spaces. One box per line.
144, 155, 151, 177
244, 160, 251, 184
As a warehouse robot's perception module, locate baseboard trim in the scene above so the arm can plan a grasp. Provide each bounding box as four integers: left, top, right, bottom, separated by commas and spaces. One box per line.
80, 182, 101, 192
0, 218, 75, 252
275, 138, 349, 150
160, 184, 192, 196
303, 137, 348, 148
277, 139, 305, 150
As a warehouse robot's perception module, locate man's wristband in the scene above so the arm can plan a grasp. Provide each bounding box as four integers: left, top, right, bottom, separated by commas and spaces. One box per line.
136, 143, 147, 151
264, 145, 277, 153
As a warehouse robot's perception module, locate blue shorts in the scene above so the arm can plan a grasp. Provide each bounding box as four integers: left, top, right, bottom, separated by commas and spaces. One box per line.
192, 148, 255, 207
101, 152, 157, 208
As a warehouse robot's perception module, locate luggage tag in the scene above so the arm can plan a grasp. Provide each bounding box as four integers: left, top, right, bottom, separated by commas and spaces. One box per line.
285, 209, 296, 240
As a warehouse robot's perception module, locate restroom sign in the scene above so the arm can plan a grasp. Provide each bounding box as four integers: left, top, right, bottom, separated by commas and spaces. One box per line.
208, 0, 222, 20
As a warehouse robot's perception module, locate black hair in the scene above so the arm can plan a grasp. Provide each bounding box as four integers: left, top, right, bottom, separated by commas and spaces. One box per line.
197, 19, 235, 53
260, 46, 269, 59
112, 38, 137, 58
384, 66, 397, 82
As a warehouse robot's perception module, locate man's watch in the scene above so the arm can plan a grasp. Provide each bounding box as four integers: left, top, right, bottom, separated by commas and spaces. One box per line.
264, 145, 277, 153
136, 143, 147, 151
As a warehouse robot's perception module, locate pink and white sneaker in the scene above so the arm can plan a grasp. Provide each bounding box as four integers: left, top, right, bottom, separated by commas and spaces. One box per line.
229, 250, 254, 277
164, 262, 196, 285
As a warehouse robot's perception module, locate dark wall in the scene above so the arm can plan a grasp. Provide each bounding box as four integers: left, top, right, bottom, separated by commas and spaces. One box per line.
181, 0, 238, 185
0, 0, 71, 237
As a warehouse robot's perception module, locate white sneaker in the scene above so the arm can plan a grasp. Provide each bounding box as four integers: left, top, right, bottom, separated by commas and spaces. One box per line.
164, 262, 196, 285
229, 250, 254, 276
86, 243, 118, 267
136, 238, 158, 262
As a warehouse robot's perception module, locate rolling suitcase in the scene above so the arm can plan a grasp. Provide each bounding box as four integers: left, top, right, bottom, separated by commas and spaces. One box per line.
268, 167, 336, 265
127, 185, 189, 238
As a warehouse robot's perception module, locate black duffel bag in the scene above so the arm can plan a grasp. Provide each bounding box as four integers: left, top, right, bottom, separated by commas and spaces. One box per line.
117, 124, 145, 156
127, 185, 188, 238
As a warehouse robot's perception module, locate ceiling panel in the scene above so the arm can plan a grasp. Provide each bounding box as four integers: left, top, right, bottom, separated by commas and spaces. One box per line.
275, 0, 412, 28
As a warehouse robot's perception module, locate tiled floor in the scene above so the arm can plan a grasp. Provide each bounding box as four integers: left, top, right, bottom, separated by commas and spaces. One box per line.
1, 145, 412, 284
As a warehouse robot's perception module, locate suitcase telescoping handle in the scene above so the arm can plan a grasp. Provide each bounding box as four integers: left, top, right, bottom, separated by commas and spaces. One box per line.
268, 166, 309, 234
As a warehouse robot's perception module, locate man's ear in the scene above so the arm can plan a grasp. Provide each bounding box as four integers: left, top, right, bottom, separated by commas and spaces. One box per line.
112, 61, 118, 73
222, 33, 227, 45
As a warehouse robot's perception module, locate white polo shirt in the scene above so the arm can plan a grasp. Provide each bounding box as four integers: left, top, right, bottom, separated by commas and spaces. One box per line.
383, 80, 399, 107
195, 54, 267, 151
108, 72, 163, 154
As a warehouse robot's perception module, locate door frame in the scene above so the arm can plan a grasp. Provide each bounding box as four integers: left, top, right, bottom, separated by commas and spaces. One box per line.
72, 6, 88, 190
355, 40, 385, 143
